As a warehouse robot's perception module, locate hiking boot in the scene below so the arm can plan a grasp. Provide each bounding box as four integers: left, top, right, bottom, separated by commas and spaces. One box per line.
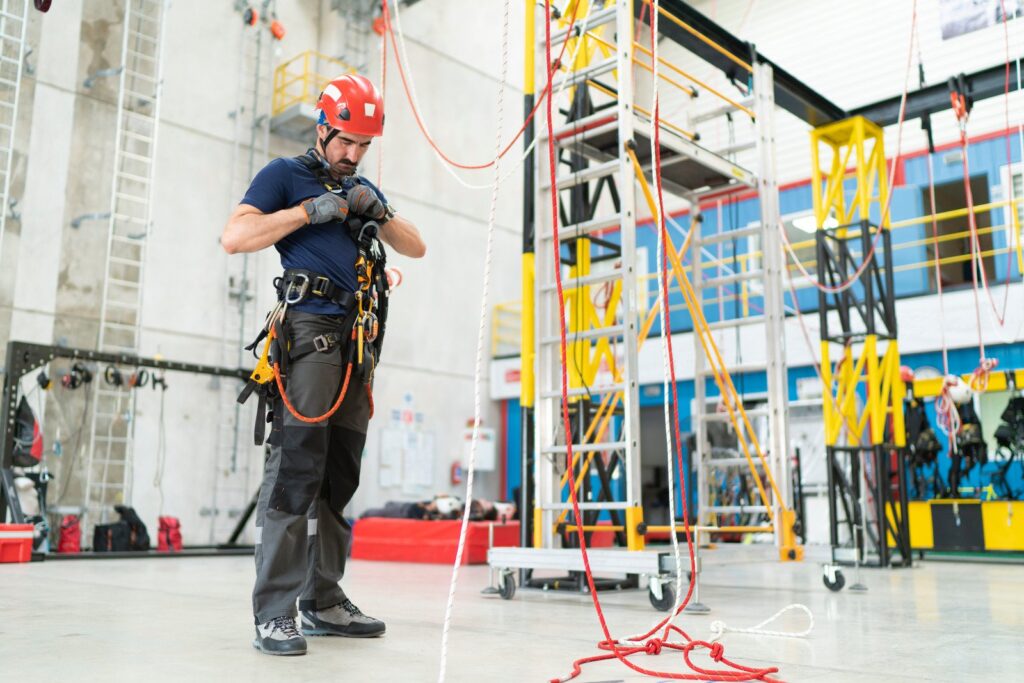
253, 616, 307, 655
300, 598, 386, 637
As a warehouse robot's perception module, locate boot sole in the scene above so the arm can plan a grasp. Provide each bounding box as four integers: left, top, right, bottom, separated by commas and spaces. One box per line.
252, 639, 307, 655
300, 620, 386, 638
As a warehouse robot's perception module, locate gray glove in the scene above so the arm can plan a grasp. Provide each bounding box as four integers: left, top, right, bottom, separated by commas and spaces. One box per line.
303, 191, 349, 225
346, 184, 387, 221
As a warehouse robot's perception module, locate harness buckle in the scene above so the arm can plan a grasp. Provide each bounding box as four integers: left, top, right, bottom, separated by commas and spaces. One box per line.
312, 276, 330, 297
313, 334, 332, 353
284, 273, 309, 304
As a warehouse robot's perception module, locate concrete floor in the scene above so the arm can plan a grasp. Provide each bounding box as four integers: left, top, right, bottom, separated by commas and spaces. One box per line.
1, 547, 1022, 682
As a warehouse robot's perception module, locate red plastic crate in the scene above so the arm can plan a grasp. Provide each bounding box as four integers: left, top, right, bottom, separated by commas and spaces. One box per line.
0, 523, 33, 563
351, 519, 520, 564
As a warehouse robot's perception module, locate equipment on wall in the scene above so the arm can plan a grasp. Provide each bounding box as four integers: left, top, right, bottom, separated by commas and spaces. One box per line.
0, 340, 258, 559
60, 363, 93, 390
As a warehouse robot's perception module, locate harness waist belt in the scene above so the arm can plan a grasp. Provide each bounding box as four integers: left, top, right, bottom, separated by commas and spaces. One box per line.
277, 268, 356, 310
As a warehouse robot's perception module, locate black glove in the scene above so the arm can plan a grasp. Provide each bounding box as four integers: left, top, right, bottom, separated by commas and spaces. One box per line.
346, 184, 387, 221
303, 191, 349, 224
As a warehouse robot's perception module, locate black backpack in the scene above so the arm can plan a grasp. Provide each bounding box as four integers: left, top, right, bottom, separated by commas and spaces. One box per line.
93, 521, 131, 552
114, 505, 151, 550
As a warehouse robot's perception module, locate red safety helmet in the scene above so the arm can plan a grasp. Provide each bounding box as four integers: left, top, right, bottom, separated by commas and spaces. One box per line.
316, 74, 384, 138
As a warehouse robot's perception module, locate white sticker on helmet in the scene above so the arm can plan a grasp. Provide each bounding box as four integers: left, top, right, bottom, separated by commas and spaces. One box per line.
323, 83, 342, 101
364, 102, 376, 117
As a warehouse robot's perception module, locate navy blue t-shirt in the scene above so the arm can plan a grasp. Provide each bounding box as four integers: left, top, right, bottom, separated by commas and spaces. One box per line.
240, 157, 388, 315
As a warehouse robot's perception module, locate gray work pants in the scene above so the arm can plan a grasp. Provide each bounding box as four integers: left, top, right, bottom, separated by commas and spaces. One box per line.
252, 311, 371, 624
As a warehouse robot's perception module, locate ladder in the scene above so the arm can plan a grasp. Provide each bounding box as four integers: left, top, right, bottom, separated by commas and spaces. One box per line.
532, 2, 644, 553
0, 0, 27, 262
82, 0, 168, 532
518, 1, 802, 580
331, 0, 373, 72
209, 11, 274, 544
691, 62, 793, 546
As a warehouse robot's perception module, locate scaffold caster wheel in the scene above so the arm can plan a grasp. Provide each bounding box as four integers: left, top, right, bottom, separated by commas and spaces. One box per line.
649, 582, 675, 612
499, 572, 516, 600
822, 568, 845, 592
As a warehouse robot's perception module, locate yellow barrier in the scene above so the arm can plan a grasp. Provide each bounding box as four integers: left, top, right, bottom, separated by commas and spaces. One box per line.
272, 51, 355, 117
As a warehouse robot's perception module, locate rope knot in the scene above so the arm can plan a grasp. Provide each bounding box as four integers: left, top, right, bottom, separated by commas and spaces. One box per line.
645, 638, 663, 655
710, 642, 725, 662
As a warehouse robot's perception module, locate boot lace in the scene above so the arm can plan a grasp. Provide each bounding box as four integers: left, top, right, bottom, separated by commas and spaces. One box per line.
272, 616, 300, 637
341, 599, 364, 617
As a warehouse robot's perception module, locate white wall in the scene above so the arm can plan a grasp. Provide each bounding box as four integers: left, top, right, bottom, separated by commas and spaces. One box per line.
3, 0, 527, 545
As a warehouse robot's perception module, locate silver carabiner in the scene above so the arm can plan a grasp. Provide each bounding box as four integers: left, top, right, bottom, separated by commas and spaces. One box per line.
283, 273, 309, 305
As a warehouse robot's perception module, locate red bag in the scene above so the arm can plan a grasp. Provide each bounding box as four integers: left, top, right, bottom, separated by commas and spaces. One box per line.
57, 515, 81, 553
157, 516, 182, 552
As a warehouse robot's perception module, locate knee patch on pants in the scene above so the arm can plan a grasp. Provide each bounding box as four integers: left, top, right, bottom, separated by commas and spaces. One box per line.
269, 425, 329, 515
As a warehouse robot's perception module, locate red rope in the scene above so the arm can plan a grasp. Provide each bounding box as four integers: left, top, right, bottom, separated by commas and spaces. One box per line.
544, 4, 778, 681
382, 1, 578, 171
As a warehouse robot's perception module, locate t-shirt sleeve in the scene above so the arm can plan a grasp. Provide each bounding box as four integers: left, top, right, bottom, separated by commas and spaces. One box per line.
240, 158, 292, 213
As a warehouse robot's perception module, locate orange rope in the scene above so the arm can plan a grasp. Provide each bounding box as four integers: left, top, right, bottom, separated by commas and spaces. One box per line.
273, 361, 354, 423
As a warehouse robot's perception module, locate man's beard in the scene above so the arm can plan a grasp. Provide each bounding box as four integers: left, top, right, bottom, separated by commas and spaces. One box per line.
328, 158, 357, 179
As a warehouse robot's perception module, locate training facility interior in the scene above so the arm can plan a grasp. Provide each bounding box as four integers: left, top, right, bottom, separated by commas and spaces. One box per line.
2, 0, 1024, 680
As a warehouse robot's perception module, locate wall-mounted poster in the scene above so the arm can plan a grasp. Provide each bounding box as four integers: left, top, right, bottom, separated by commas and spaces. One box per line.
939, 0, 1022, 40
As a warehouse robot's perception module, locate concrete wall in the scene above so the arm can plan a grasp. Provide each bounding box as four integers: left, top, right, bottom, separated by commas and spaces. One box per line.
3, 0, 526, 545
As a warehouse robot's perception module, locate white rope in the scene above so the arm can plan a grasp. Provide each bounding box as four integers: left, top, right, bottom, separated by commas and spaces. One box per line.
709, 603, 814, 642
648, 0, 688, 627
436, 0, 510, 678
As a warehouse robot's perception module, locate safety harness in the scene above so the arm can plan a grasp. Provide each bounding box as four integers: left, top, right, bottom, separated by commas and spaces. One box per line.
236, 150, 391, 445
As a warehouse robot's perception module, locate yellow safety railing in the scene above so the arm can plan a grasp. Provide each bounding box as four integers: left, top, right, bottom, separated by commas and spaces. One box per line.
495, 196, 1023, 350
272, 50, 355, 118
491, 301, 522, 358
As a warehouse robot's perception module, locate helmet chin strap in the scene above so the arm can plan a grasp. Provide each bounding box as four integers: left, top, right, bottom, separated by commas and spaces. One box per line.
314, 132, 356, 181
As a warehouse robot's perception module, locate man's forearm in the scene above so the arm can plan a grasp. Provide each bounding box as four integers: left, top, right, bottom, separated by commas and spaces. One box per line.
379, 215, 426, 258
222, 205, 308, 254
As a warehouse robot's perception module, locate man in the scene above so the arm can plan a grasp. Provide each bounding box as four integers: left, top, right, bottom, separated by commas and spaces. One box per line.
222, 74, 425, 656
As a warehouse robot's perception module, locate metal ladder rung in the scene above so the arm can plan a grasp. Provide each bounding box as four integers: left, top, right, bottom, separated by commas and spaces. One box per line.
699, 407, 769, 422
123, 130, 153, 144
0, 10, 27, 21
103, 321, 140, 332
703, 505, 769, 514
116, 170, 151, 185
109, 255, 142, 267
700, 225, 762, 245
107, 277, 141, 288
541, 382, 625, 399
699, 362, 766, 375
541, 441, 626, 455
690, 97, 754, 125
552, 119, 619, 149
539, 213, 622, 243
701, 270, 763, 289
539, 267, 622, 292
121, 151, 152, 164
707, 315, 766, 330
541, 323, 624, 345
541, 501, 631, 511
546, 6, 618, 44
705, 457, 766, 468
113, 215, 149, 227
552, 56, 617, 90
548, 108, 619, 141
104, 299, 140, 309
123, 89, 156, 103
549, 158, 619, 191
115, 192, 149, 204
